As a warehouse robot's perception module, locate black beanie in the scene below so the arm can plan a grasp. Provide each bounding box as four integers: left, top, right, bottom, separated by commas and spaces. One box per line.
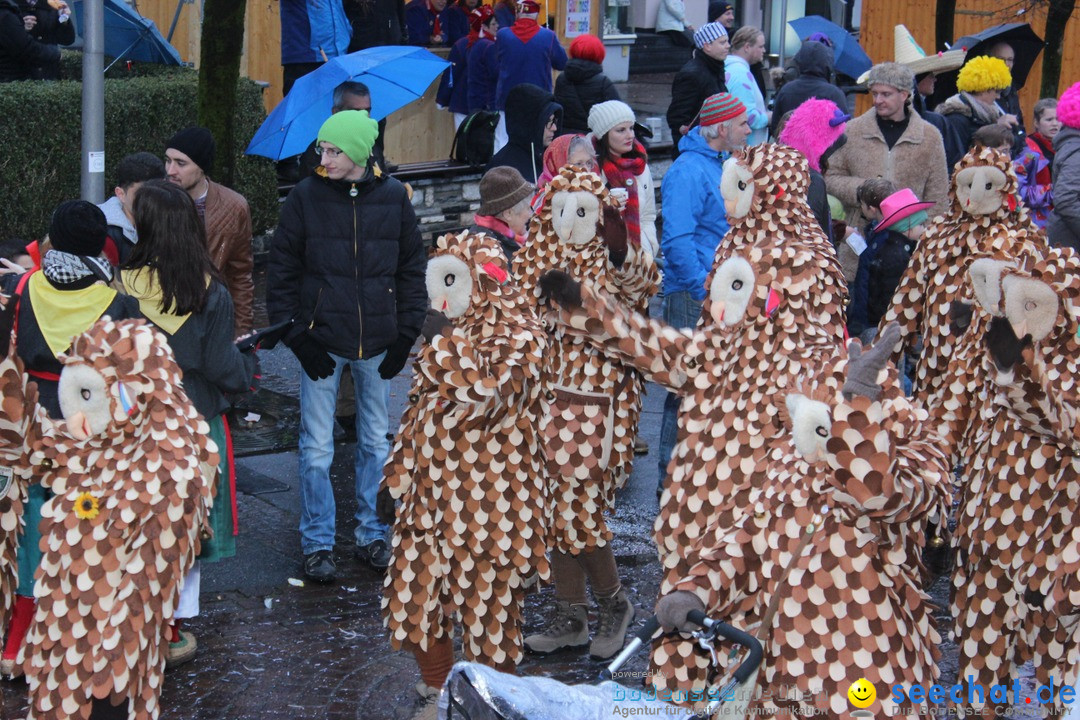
166, 126, 215, 175
49, 200, 108, 256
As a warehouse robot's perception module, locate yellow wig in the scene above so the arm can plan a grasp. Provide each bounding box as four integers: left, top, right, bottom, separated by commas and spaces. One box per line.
957, 55, 1012, 93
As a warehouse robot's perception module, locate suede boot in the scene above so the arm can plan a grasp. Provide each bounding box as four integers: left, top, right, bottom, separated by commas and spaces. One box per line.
523, 600, 589, 654
589, 588, 635, 660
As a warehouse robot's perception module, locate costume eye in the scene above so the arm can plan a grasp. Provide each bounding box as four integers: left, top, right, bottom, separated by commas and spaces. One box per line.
732, 279, 743, 291
577, 207, 586, 217
738, 181, 747, 191
815, 426, 828, 438
81, 389, 91, 401
444, 274, 455, 287
985, 182, 993, 190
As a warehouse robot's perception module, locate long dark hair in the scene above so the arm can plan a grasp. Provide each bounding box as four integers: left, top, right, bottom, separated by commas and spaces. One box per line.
596, 131, 646, 163
124, 179, 220, 315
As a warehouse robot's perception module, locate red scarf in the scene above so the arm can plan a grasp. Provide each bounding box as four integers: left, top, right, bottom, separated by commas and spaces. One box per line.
474, 213, 522, 245
600, 140, 647, 246
511, 17, 541, 43
429, 1, 442, 37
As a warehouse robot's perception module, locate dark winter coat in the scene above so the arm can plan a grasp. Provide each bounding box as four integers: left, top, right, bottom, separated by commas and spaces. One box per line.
124, 276, 255, 420
998, 84, 1027, 156
280, 0, 351, 64
345, 0, 407, 51
405, 0, 452, 46
847, 225, 914, 337
1048, 125, 1080, 252
0, 0, 58, 82
466, 35, 498, 111
807, 169, 832, 243
268, 170, 428, 360
21, 0, 72, 79
436, 34, 471, 115
768, 42, 848, 139
493, 21, 567, 110
554, 58, 620, 135
936, 93, 999, 167
443, 2, 471, 45
666, 51, 727, 141
486, 83, 562, 183
913, 91, 963, 174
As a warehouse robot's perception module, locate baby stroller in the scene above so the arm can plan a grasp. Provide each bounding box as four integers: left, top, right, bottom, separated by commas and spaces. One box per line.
437, 612, 763, 720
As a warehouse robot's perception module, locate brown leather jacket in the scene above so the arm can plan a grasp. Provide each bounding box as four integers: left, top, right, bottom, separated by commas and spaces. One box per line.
204, 180, 254, 335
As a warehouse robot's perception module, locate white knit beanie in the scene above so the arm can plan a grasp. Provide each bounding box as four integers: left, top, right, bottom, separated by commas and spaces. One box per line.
588, 100, 636, 141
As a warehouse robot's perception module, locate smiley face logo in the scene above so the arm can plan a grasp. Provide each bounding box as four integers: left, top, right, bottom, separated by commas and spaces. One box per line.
848, 679, 876, 709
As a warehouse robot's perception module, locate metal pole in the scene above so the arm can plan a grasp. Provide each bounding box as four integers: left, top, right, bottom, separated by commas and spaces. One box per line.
81, 0, 105, 202
778, 0, 789, 70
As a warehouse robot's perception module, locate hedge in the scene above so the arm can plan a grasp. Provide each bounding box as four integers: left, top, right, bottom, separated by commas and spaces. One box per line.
0, 59, 278, 243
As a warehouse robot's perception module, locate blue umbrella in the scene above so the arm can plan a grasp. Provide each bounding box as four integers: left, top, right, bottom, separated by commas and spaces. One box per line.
71, 0, 183, 68
246, 46, 451, 161
788, 15, 872, 80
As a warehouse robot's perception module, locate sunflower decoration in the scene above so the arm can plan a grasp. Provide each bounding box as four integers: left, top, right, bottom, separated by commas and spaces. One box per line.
74, 492, 100, 520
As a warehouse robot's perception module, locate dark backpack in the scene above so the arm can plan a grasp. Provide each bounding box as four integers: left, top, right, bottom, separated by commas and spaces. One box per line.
450, 110, 500, 167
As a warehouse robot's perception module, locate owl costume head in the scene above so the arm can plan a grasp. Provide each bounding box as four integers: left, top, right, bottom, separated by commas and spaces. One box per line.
949, 145, 1028, 222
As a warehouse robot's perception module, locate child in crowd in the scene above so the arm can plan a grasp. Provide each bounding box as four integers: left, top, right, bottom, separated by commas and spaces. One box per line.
971, 123, 1015, 154
1014, 97, 1059, 227
849, 179, 920, 341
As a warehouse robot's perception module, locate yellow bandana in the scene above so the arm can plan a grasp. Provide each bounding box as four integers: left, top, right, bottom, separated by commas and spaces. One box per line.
120, 268, 192, 336
27, 273, 117, 356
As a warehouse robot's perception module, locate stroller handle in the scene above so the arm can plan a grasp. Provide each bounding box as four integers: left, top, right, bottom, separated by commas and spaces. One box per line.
599, 615, 661, 680
686, 610, 763, 684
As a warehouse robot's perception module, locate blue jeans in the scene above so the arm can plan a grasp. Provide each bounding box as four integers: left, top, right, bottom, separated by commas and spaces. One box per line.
298, 352, 390, 555
657, 291, 703, 492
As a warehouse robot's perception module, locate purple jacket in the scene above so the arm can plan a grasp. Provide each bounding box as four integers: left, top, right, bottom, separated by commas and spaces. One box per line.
493, 22, 567, 111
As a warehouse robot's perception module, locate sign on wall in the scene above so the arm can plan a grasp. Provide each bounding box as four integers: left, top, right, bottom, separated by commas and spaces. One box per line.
565, 0, 591, 37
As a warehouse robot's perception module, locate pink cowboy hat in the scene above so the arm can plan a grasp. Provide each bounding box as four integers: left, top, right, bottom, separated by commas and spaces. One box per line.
874, 188, 935, 232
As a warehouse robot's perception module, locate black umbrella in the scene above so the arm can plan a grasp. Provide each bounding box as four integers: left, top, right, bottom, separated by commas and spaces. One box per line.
928, 22, 1044, 108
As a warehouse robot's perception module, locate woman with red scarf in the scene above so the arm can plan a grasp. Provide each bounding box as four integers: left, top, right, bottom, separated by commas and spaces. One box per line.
588, 100, 659, 259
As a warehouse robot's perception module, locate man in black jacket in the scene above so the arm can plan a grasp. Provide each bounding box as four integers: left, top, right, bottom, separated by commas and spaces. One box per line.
268, 110, 427, 582
768, 40, 848, 139
0, 0, 59, 81
666, 22, 729, 157
486, 82, 562, 182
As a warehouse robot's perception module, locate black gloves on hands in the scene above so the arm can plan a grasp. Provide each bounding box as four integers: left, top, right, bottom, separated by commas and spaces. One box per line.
843, 322, 902, 401
654, 590, 706, 633
421, 310, 452, 343
603, 205, 628, 268
986, 315, 1033, 372
949, 301, 974, 337
378, 335, 415, 380
376, 486, 397, 526
538, 270, 583, 309
288, 333, 335, 381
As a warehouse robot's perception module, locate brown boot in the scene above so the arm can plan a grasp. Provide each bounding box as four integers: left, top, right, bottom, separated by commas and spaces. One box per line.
523, 600, 589, 654
589, 588, 635, 660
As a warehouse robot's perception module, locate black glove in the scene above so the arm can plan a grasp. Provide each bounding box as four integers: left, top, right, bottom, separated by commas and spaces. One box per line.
986, 315, 1032, 372
842, 322, 902, 401
654, 590, 706, 633
288, 333, 335, 381
378, 335, 415, 379
603, 205, 628, 267
949, 301, 974, 337
1024, 586, 1048, 612
421, 310, 452, 343
376, 486, 397, 525
538, 270, 583, 309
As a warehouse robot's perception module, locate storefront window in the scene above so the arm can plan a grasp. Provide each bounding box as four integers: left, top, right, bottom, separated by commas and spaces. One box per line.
602, 0, 632, 37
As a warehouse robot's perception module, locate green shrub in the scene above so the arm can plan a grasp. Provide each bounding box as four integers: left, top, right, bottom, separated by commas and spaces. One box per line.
0, 66, 278, 243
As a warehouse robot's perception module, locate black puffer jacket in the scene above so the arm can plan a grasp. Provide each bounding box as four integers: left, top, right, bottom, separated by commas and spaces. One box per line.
0, 0, 59, 81
554, 58, 619, 135
268, 169, 428, 359
344, 0, 407, 51
666, 51, 726, 140
22, 0, 72, 78
486, 83, 562, 182
769, 42, 848, 138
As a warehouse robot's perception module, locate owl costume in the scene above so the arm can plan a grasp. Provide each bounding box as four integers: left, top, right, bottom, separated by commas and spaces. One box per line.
660, 337, 950, 717
936, 248, 1080, 712
544, 145, 848, 690
381, 230, 550, 676
511, 166, 658, 659
0, 318, 216, 720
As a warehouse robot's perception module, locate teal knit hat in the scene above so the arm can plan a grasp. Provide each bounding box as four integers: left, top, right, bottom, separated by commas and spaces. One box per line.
317, 110, 379, 166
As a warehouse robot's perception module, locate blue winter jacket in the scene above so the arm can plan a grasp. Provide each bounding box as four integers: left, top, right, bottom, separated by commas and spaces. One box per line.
444, 3, 471, 45
493, 22, 567, 110
466, 36, 498, 111
436, 35, 471, 114
660, 129, 730, 299
280, 0, 351, 65
406, 0, 453, 45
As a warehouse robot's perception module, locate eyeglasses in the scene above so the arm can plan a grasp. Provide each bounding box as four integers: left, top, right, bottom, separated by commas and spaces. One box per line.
317, 146, 344, 159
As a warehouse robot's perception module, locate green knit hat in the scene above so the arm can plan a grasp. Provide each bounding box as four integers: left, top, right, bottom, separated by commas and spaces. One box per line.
317, 110, 379, 166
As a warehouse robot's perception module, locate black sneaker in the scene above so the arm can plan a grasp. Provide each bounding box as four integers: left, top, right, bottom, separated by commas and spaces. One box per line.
356, 539, 391, 570
304, 550, 337, 583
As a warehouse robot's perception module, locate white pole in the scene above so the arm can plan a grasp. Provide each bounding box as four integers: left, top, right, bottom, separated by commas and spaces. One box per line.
81, 0, 105, 202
